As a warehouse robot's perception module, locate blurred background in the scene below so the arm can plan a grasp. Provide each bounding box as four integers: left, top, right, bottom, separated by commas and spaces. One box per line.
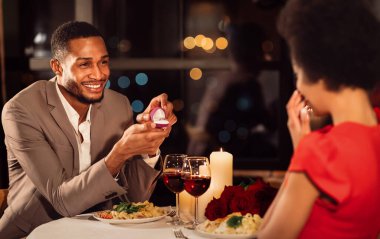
0, 0, 297, 191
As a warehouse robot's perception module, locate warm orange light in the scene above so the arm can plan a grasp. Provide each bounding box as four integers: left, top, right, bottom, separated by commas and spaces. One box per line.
216, 37, 228, 50
201, 37, 214, 51
189, 68, 202, 80
183, 36, 196, 49
195, 34, 206, 47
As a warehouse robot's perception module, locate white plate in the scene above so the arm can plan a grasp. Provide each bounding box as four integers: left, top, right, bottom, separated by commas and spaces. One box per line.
195, 225, 257, 239
93, 210, 167, 224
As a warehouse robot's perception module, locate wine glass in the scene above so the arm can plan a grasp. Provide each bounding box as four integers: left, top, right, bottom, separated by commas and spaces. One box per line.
162, 154, 187, 225
182, 156, 211, 230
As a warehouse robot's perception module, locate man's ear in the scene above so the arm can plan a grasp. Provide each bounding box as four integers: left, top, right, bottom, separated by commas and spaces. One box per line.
50, 59, 61, 76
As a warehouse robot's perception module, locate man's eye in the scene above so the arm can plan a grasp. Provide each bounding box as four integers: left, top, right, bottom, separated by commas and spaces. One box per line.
79, 62, 91, 67
101, 60, 109, 65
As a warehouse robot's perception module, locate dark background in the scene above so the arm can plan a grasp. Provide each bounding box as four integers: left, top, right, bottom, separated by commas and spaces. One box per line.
0, 0, 295, 189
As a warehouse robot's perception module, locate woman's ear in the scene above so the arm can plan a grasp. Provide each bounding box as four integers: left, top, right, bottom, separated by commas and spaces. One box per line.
50, 59, 61, 76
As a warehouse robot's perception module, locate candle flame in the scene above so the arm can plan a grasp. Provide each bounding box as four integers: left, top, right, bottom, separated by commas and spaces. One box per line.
220, 147, 223, 152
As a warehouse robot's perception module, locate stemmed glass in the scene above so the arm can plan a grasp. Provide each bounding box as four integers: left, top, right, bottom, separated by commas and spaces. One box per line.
182, 156, 211, 230
162, 154, 187, 225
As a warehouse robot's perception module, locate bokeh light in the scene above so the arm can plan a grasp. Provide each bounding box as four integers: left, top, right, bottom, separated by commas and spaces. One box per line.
105, 80, 111, 89
183, 36, 196, 49
117, 76, 130, 89
118, 39, 132, 53
216, 37, 228, 50
195, 34, 206, 47
173, 99, 185, 111
135, 73, 149, 86
201, 37, 214, 51
189, 68, 202, 80
131, 100, 144, 113
218, 130, 231, 143
236, 97, 251, 111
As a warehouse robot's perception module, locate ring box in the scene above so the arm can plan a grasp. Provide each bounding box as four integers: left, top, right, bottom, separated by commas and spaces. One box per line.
150, 107, 169, 128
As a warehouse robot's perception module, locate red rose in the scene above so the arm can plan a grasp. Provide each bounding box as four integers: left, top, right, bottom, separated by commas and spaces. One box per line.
220, 185, 245, 204
205, 198, 229, 221
230, 190, 260, 215
246, 178, 267, 193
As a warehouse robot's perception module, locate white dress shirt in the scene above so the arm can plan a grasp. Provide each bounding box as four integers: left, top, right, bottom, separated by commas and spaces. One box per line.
55, 83, 160, 172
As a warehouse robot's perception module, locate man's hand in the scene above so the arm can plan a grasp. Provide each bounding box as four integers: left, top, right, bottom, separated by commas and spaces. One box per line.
286, 90, 311, 149
136, 93, 177, 127
105, 122, 171, 176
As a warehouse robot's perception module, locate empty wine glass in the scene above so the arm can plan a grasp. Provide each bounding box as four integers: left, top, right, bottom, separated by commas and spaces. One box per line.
162, 154, 187, 225
182, 156, 211, 230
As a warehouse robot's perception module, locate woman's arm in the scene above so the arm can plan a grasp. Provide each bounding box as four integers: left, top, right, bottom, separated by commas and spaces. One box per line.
258, 172, 319, 239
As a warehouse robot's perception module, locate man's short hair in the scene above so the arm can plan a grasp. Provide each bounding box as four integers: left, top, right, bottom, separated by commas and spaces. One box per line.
51, 21, 103, 60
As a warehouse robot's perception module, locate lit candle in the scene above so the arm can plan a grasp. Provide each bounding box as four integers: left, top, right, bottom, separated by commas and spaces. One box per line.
179, 191, 194, 221
210, 148, 233, 197
198, 148, 233, 221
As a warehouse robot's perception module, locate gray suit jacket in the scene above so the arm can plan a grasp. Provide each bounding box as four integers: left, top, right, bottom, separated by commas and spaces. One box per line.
0, 79, 160, 238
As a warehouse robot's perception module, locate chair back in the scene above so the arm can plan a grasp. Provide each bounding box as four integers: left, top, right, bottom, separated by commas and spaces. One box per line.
0, 188, 8, 217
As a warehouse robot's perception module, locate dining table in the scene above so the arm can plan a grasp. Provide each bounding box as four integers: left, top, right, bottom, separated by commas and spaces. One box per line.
27, 213, 209, 239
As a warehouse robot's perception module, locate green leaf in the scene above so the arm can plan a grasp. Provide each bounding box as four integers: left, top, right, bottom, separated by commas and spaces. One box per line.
115, 202, 130, 212
238, 178, 256, 190
226, 215, 243, 228
125, 204, 145, 214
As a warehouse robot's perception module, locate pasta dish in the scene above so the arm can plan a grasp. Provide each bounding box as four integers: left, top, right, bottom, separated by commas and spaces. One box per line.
97, 201, 165, 220
198, 212, 262, 235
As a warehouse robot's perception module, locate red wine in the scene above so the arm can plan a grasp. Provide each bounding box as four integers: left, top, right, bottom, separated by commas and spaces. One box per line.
163, 172, 184, 193
183, 176, 211, 197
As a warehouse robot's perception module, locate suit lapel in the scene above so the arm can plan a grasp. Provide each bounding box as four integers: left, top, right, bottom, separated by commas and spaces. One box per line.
46, 79, 80, 175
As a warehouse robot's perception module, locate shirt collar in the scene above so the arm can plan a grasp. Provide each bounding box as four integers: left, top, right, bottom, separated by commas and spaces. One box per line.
55, 82, 92, 132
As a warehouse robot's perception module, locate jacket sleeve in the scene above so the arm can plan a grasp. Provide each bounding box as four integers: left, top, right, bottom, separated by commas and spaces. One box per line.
2, 100, 126, 217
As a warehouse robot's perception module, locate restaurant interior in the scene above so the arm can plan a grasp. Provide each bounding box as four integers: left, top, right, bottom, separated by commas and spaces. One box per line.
2, 0, 380, 232
0, 0, 298, 204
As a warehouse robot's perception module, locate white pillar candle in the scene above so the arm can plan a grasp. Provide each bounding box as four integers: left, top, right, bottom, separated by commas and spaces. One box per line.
198, 149, 233, 221
210, 149, 233, 197
179, 191, 194, 222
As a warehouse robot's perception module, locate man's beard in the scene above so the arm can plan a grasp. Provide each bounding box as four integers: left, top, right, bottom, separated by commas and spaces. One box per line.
76, 92, 104, 104
65, 79, 105, 104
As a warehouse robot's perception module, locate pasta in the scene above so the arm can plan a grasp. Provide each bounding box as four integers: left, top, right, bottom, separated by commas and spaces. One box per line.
199, 212, 262, 235
97, 201, 165, 220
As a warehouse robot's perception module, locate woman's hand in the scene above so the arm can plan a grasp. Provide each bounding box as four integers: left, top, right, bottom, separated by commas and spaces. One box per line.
286, 90, 311, 149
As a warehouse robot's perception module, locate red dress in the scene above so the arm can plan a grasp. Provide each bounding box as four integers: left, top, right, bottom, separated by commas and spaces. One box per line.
288, 108, 380, 239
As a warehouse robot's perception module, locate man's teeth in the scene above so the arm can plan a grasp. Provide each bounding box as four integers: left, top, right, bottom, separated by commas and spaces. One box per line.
83, 84, 101, 89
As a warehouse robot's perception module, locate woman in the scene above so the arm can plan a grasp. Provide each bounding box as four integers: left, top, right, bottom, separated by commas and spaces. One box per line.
258, 0, 380, 238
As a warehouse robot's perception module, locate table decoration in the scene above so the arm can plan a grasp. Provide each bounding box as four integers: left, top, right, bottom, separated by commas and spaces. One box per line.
180, 149, 233, 222
198, 148, 233, 221
205, 178, 277, 221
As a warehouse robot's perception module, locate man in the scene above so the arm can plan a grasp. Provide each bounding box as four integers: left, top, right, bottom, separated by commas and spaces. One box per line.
0, 21, 176, 238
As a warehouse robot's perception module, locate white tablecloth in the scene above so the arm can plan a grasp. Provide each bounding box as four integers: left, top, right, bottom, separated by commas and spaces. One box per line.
27, 214, 207, 239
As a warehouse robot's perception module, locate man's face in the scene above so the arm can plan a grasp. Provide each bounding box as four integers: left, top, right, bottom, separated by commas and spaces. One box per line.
58, 36, 110, 104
